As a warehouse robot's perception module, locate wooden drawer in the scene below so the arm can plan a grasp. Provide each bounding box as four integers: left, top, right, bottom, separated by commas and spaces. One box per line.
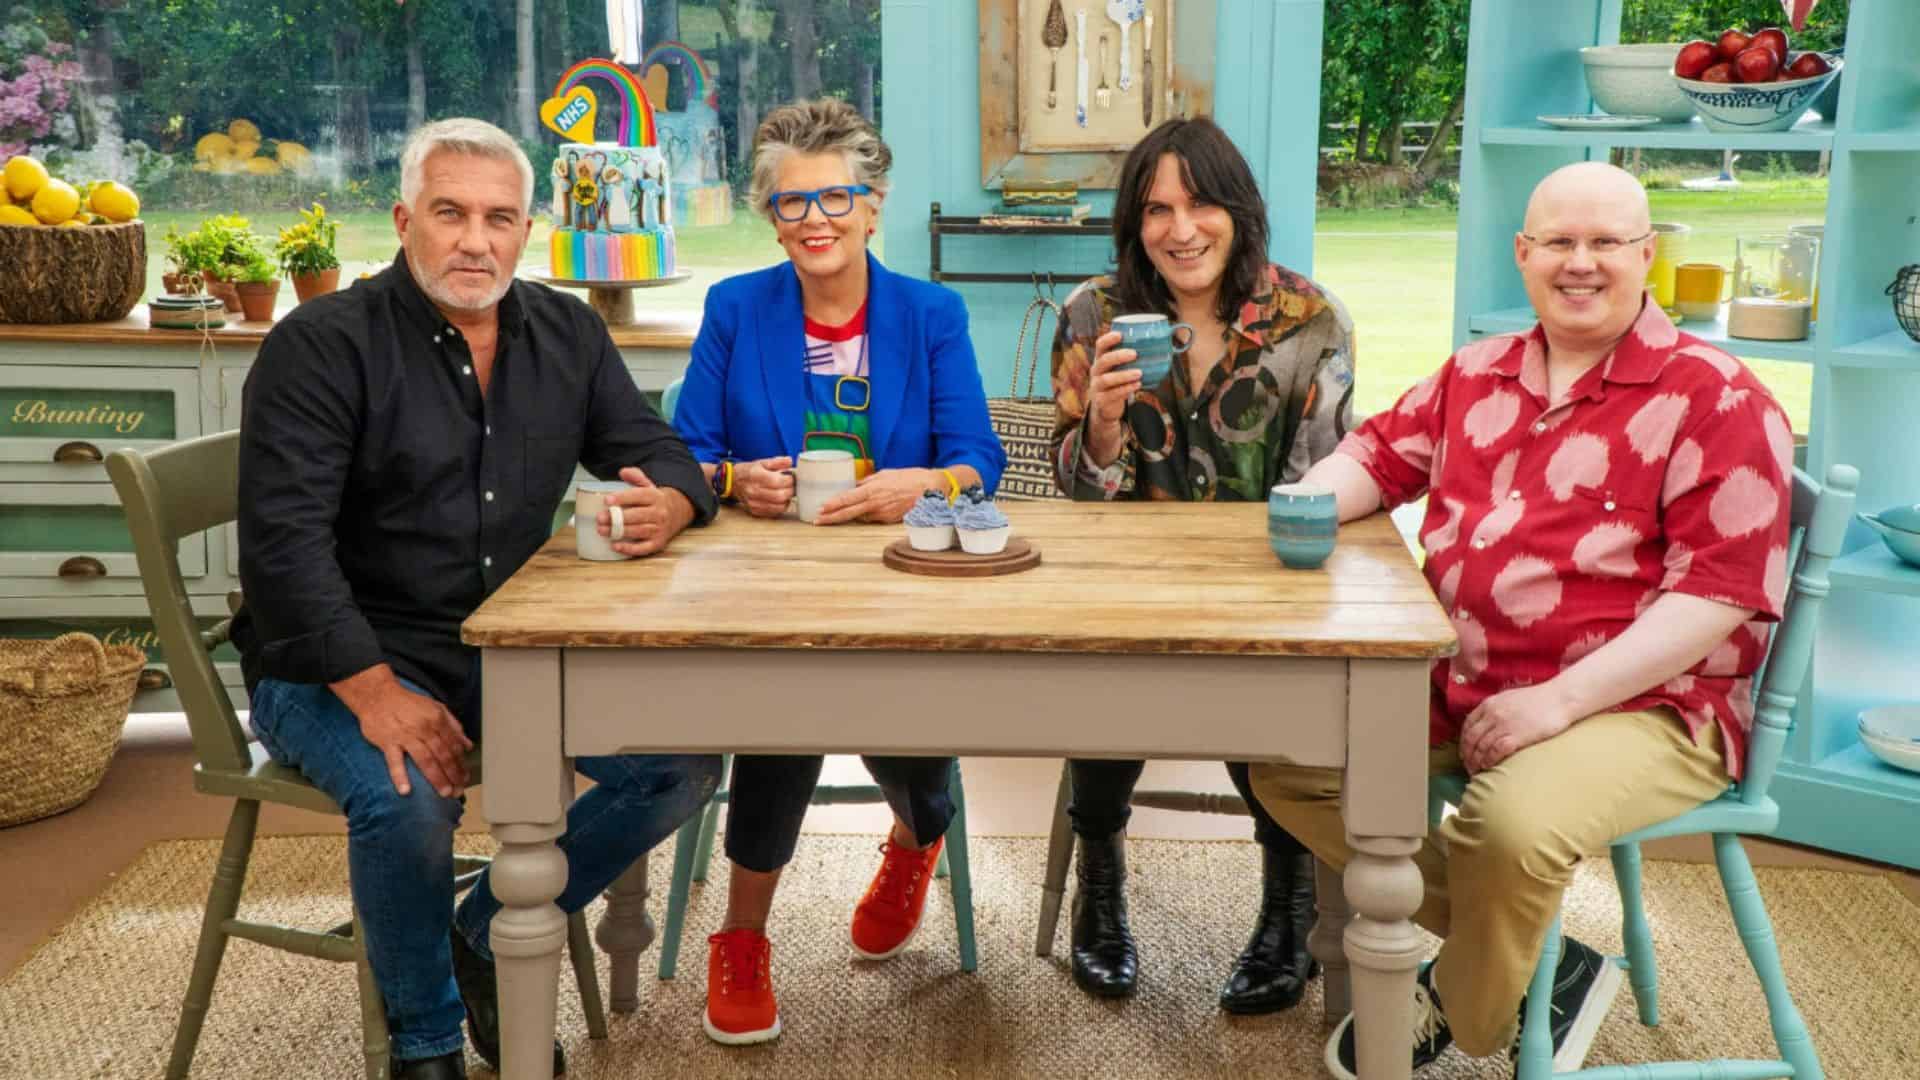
0, 611, 245, 714
0, 483, 206, 597
0, 366, 201, 483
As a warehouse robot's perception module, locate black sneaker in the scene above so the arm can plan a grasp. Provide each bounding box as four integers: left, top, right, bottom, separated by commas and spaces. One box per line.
1325, 963, 1453, 1080
391, 1051, 466, 1079
1509, 935, 1625, 1072
450, 927, 566, 1076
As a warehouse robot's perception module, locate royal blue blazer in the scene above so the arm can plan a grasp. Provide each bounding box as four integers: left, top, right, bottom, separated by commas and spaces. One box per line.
674, 252, 1006, 494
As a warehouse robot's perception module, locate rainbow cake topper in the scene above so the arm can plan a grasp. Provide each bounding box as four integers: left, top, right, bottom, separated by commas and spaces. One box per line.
542, 58, 658, 147
640, 41, 718, 109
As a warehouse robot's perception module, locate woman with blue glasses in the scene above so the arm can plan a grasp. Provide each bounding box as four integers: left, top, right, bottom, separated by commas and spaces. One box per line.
671, 97, 1004, 1048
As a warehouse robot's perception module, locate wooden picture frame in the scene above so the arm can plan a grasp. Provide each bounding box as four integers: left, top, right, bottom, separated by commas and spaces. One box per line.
979, 0, 1216, 190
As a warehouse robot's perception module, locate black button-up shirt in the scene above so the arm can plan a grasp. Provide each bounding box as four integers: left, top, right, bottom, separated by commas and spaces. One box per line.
233, 252, 715, 705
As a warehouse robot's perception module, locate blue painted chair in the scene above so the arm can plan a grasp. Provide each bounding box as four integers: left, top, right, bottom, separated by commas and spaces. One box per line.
654, 756, 979, 978
660, 374, 684, 424
1428, 463, 1854, 1079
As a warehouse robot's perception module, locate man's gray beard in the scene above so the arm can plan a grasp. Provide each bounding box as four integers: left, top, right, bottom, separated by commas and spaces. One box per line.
408, 252, 513, 314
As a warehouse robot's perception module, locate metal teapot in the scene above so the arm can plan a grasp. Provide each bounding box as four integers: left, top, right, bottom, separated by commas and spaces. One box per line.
1891, 264, 1920, 344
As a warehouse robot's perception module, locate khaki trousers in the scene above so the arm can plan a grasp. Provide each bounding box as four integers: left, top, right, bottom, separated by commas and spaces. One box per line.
1248, 708, 1730, 1056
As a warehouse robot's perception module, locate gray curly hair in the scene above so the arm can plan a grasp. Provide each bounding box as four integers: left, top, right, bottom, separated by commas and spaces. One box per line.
747, 99, 892, 224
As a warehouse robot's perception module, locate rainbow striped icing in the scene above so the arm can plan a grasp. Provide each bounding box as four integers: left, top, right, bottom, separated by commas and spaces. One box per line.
545, 59, 677, 283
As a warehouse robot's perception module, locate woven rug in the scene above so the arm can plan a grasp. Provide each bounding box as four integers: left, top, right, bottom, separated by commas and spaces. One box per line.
4, 833, 1917, 1079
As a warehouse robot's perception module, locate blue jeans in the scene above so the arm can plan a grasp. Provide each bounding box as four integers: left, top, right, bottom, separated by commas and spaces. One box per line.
249, 674, 722, 1061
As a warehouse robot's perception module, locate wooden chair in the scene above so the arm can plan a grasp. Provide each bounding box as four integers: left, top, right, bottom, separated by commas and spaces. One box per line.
1031, 765, 1258, 956
653, 755, 979, 978
1427, 463, 1853, 1079
108, 431, 609, 1080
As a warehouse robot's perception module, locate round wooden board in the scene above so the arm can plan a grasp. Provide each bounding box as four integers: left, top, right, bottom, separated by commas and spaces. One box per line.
882, 536, 1040, 577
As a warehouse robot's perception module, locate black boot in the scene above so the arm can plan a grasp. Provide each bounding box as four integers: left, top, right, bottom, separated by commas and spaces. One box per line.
1218, 846, 1319, 1014
1070, 830, 1138, 998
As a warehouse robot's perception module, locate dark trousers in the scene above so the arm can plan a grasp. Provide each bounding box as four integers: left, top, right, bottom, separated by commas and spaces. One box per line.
724, 754, 956, 873
1068, 758, 1305, 854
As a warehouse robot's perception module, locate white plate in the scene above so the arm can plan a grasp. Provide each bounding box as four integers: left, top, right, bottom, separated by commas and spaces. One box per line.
1537, 114, 1663, 130
1859, 706, 1920, 774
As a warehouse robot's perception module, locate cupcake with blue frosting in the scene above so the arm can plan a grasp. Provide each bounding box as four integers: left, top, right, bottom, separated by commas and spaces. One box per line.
954, 486, 1011, 554
904, 489, 957, 551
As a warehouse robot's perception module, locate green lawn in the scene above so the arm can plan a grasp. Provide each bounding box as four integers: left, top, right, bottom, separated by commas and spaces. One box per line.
144, 178, 1824, 430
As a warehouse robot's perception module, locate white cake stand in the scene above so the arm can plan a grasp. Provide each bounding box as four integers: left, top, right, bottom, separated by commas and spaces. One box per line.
533, 270, 693, 327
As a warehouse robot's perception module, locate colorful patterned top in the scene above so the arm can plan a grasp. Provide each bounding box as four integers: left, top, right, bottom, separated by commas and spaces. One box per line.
1048, 264, 1356, 501
1337, 300, 1792, 778
802, 300, 874, 473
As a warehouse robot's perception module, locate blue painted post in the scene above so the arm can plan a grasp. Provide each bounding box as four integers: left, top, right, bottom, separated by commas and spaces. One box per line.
1610, 840, 1660, 1027
1515, 914, 1561, 1079
943, 762, 978, 972
1715, 833, 1823, 1080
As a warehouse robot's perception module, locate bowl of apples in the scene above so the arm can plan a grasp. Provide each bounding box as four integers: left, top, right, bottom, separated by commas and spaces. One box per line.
1672, 25, 1839, 133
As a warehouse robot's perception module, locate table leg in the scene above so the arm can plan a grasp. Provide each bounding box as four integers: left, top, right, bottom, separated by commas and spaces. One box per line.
595, 853, 656, 1013
1343, 836, 1425, 1080
491, 823, 568, 1080
1310, 856, 1352, 1023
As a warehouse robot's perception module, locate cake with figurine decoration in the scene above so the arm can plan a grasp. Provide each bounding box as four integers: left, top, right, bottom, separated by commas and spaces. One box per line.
542, 58, 677, 282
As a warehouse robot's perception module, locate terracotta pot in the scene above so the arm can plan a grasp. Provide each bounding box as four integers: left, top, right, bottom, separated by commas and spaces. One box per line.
234, 279, 280, 322
200, 271, 242, 313
290, 267, 341, 304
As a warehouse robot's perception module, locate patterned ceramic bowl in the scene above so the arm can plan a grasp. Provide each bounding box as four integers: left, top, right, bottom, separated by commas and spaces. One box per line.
1673, 55, 1842, 133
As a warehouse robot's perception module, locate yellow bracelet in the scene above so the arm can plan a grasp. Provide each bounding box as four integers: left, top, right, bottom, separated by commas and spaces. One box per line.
720, 460, 735, 500
940, 467, 962, 503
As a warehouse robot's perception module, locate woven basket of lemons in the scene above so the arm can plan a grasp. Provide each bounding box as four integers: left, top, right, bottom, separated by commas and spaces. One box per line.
0, 155, 146, 324
0, 633, 146, 827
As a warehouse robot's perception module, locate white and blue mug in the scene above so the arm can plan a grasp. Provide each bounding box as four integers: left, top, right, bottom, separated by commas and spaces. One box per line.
1268, 482, 1337, 570
1112, 314, 1194, 387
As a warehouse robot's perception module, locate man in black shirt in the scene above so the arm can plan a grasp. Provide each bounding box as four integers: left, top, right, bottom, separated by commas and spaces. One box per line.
233, 118, 722, 1080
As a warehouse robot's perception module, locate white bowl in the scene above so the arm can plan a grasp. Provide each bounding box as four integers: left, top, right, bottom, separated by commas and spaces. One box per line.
1581, 44, 1696, 123
1858, 706, 1920, 774
1674, 55, 1842, 133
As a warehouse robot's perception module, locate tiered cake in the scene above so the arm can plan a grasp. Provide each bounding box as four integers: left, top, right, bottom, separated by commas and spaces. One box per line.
542, 59, 677, 282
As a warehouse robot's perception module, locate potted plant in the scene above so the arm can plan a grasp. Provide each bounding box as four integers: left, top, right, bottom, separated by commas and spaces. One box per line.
160, 226, 206, 296
276, 202, 341, 303
232, 250, 281, 322
190, 214, 261, 313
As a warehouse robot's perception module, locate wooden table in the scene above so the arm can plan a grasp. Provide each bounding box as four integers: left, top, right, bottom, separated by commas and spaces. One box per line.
462, 502, 1455, 1079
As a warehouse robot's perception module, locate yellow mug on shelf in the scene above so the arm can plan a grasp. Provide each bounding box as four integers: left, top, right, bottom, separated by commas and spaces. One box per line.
1674, 261, 1732, 322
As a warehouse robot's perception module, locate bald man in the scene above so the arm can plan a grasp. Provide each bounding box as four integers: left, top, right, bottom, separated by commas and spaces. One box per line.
1254, 163, 1795, 1077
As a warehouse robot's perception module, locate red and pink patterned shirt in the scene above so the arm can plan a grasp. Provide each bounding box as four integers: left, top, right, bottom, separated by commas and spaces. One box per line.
1338, 301, 1793, 778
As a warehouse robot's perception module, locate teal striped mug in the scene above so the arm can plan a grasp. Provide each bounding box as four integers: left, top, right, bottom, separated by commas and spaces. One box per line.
1268, 482, 1337, 570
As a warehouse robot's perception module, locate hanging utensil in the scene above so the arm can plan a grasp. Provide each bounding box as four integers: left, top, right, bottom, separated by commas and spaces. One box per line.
1141, 11, 1153, 126
1105, 0, 1143, 93
1043, 0, 1069, 112
1095, 34, 1113, 110
1075, 7, 1089, 127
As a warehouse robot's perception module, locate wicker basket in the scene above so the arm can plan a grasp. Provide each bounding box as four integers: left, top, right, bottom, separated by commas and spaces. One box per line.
0, 633, 146, 827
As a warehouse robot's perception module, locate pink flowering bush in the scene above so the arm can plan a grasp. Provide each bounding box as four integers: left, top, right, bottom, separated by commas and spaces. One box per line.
0, 18, 83, 161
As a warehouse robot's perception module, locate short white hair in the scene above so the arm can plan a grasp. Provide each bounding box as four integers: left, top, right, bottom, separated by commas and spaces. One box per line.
398, 118, 534, 211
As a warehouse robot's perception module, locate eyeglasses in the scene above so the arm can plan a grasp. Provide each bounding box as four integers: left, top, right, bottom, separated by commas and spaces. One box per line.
1519, 232, 1655, 258
768, 185, 872, 222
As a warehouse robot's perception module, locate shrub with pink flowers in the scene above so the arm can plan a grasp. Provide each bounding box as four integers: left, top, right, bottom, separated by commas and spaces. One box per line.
1, 16, 84, 162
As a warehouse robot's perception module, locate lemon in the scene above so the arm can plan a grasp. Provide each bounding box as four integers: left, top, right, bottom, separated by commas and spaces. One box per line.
30, 178, 81, 225
89, 180, 140, 222
4, 156, 50, 202
0, 204, 38, 226
57, 218, 88, 228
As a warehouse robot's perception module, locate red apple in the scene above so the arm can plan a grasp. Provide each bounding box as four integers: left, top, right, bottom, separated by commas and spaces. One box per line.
1700, 62, 1737, 84
1785, 52, 1831, 79
1718, 28, 1753, 62
1751, 27, 1790, 63
1735, 45, 1782, 84
1676, 40, 1719, 79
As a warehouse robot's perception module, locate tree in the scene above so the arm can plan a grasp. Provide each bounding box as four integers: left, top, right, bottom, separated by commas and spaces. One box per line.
778, 0, 821, 100
515, 0, 537, 138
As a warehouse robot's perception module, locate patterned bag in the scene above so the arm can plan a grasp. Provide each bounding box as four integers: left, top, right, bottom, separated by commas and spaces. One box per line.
988, 295, 1068, 501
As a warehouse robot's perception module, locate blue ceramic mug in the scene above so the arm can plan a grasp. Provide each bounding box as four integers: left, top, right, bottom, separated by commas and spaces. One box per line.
1112, 314, 1194, 387
1268, 482, 1337, 570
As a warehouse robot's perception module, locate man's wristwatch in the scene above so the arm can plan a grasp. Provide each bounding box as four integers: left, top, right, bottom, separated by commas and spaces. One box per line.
710, 459, 737, 502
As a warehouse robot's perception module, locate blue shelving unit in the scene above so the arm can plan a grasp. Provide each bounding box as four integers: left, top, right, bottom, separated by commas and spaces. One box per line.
1454, 0, 1920, 869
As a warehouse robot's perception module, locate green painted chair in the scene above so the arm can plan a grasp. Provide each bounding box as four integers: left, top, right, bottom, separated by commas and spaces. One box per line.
108, 431, 609, 1080
653, 755, 979, 978
651, 372, 981, 980
1428, 463, 1854, 1080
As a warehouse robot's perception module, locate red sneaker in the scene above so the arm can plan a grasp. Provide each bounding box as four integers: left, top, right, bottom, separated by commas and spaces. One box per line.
704, 928, 781, 1045
850, 835, 945, 960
